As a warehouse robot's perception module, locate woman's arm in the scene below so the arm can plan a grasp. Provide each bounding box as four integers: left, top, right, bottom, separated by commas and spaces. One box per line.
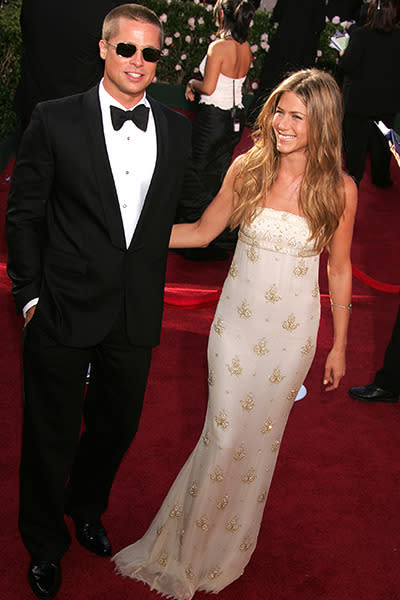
323, 174, 358, 391
185, 41, 224, 100
169, 155, 242, 248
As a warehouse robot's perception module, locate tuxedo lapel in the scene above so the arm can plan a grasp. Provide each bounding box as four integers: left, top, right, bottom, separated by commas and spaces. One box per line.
82, 87, 126, 250
128, 97, 168, 250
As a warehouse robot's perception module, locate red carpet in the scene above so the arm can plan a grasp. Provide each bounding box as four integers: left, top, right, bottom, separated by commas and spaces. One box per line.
0, 135, 400, 600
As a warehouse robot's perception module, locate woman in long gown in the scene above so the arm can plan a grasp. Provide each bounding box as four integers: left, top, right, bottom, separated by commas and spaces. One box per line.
113, 69, 358, 599
179, 0, 253, 256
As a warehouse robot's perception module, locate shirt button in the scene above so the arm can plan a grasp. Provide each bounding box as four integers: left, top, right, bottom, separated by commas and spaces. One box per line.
125, 170, 129, 175
127, 137, 130, 141
122, 204, 127, 208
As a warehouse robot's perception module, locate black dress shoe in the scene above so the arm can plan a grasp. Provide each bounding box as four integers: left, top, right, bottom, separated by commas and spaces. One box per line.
73, 518, 112, 556
28, 561, 61, 599
348, 383, 398, 403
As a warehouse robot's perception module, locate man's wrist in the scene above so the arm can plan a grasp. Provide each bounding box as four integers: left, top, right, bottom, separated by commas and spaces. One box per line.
23, 298, 39, 318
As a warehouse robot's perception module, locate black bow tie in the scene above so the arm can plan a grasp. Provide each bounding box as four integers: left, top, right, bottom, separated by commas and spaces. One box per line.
110, 104, 149, 132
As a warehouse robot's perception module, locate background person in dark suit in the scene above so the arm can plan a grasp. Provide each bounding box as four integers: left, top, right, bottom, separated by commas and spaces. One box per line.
348, 142, 400, 403
349, 305, 400, 402
338, 0, 400, 187
326, 0, 364, 20
247, 0, 326, 125
15, 0, 125, 130
6, 4, 199, 598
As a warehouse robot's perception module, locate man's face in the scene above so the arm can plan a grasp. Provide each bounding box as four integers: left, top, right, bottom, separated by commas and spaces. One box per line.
99, 17, 161, 108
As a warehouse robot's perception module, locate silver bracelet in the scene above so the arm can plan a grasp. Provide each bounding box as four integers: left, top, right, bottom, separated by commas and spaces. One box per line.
330, 301, 352, 311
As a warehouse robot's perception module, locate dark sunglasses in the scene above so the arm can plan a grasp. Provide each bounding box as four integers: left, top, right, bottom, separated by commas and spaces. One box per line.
108, 42, 161, 63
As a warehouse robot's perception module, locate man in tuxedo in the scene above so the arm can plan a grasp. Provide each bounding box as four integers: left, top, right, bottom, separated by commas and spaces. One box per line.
15, 0, 125, 130
6, 4, 198, 598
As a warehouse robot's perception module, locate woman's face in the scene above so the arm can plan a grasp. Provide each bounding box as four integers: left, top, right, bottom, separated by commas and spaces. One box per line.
272, 91, 308, 157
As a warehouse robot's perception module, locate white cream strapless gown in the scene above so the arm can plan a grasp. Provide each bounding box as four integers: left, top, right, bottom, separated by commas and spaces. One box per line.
113, 208, 321, 599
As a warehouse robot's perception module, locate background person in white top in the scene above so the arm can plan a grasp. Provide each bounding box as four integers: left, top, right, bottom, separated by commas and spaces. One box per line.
179, 0, 254, 259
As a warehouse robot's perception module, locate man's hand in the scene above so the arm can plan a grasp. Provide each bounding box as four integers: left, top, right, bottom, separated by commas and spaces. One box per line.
24, 305, 36, 327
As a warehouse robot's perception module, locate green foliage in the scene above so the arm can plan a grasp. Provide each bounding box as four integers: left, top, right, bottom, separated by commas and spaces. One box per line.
315, 17, 348, 73
0, 0, 22, 138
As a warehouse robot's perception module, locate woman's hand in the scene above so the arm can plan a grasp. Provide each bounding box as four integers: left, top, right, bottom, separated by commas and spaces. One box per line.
323, 347, 346, 391
185, 81, 195, 102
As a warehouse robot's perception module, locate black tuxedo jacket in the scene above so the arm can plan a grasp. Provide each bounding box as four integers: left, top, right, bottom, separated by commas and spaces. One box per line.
7, 86, 194, 348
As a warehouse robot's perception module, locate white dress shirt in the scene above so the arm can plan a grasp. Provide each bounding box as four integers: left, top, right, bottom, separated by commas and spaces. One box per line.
23, 81, 157, 317
99, 80, 157, 247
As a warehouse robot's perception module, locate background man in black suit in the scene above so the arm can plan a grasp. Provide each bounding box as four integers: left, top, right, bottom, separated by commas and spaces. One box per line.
338, 0, 400, 187
6, 4, 198, 598
15, 0, 125, 130
247, 0, 326, 125
326, 0, 364, 20
348, 143, 400, 404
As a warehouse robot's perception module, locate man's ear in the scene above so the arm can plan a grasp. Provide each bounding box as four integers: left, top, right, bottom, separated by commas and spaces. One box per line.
99, 39, 107, 60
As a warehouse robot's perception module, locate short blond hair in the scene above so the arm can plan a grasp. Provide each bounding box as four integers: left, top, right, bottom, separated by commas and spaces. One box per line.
102, 3, 164, 46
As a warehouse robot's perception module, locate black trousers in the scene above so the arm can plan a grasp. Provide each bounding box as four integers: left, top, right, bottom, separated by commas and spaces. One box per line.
189, 104, 242, 249
191, 104, 242, 201
374, 303, 400, 394
343, 113, 394, 187
19, 305, 152, 561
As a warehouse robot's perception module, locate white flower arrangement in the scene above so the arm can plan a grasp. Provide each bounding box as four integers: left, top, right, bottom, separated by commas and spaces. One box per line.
315, 16, 348, 70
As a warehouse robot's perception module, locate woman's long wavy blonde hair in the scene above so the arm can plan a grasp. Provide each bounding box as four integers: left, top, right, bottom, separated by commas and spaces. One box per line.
230, 69, 345, 252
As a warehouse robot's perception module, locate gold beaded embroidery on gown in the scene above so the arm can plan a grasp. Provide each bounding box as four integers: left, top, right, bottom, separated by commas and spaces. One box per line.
113, 208, 321, 599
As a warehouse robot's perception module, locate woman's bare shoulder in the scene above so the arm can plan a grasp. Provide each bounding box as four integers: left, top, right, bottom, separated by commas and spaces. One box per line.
208, 37, 233, 54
